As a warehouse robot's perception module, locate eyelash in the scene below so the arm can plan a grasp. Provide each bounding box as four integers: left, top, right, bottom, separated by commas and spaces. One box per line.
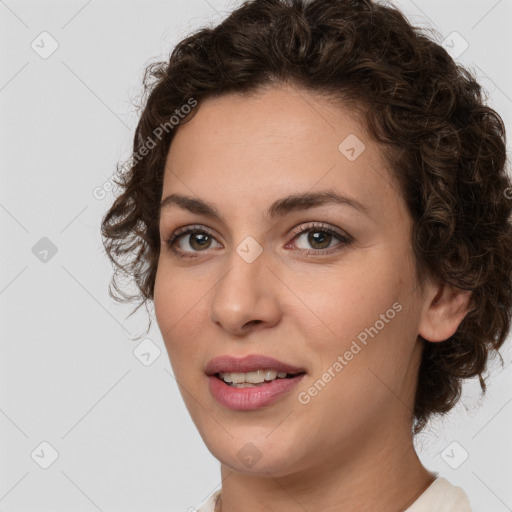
165, 222, 352, 258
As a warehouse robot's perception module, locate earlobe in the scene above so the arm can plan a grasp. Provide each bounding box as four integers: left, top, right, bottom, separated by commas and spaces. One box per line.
418, 281, 473, 343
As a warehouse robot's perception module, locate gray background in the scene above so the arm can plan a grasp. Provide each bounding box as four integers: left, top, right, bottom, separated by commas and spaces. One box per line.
1, 0, 511, 510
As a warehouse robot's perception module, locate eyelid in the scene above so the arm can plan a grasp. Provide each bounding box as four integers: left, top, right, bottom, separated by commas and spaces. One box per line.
166, 221, 352, 256
288, 221, 351, 242
170, 224, 217, 240
166, 224, 222, 248
168, 222, 350, 242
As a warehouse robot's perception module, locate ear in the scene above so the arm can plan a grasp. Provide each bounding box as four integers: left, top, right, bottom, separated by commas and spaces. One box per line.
418, 279, 473, 343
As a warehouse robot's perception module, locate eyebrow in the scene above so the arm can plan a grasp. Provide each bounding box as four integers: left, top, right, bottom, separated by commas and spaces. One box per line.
160, 190, 369, 223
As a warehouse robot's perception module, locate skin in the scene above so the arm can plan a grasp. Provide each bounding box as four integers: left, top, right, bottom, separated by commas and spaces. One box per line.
153, 82, 472, 512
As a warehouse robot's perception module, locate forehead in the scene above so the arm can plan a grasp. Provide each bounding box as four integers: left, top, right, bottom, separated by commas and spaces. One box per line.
162, 84, 404, 224
167, 84, 365, 166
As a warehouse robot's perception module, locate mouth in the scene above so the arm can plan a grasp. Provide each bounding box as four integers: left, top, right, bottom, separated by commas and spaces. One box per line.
205, 354, 307, 410
205, 353, 307, 379
214, 369, 306, 387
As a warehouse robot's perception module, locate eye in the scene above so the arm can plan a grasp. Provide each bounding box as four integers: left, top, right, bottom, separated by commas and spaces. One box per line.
165, 222, 352, 258
166, 225, 222, 257
286, 222, 352, 255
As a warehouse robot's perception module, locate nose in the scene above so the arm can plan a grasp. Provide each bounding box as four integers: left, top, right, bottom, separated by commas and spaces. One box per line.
209, 246, 282, 336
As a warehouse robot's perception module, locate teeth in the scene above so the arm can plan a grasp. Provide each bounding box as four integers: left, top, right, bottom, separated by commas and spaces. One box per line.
264, 370, 278, 381
218, 369, 290, 385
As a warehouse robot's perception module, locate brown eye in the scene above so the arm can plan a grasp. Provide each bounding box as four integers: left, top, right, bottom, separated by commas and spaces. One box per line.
166, 226, 222, 256
290, 223, 351, 254
185, 232, 213, 251
306, 230, 333, 250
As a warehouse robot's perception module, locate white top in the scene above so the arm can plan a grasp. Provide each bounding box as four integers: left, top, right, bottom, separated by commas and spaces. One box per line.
196, 477, 472, 511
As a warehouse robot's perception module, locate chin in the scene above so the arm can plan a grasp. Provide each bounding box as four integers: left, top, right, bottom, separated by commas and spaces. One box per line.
201, 427, 304, 476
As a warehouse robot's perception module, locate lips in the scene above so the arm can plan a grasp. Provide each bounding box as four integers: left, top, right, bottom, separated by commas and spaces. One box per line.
205, 354, 307, 410
205, 354, 307, 376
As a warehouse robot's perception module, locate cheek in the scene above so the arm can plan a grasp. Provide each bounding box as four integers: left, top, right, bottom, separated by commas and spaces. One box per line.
153, 264, 174, 334
154, 260, 199, 325
292, 258, 418, 404
153, 264, 209, 360
292, 264, 399, 347
154, 265, 187, 349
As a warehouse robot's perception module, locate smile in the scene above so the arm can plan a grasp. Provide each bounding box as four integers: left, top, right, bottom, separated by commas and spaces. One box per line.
218, 369, 301, 386
205, 354, 307, 410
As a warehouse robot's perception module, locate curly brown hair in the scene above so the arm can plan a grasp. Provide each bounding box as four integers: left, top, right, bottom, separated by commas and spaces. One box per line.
100, 0, 512, 434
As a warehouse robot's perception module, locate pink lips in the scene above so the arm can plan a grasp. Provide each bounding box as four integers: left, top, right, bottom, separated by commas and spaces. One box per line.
205, 354, 306, 375
205, 354, 307, 411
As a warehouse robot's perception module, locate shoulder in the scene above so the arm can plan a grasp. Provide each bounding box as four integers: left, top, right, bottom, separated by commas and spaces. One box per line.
405, 477, 472, 512
195, 489, 221, 512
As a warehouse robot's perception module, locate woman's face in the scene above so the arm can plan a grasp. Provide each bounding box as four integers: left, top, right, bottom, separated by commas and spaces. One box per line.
154, 83, 431, 476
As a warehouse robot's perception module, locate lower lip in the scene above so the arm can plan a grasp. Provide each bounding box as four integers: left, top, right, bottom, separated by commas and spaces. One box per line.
208, 374, 306, 410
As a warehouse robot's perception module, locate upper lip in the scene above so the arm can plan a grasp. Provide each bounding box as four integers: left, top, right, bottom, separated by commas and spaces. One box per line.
205, 354, 307, 375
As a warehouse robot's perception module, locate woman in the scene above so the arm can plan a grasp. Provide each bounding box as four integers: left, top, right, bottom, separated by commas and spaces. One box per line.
101, 0, 512, 510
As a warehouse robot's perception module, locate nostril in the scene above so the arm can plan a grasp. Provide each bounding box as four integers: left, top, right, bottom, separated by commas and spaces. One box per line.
244, 320, 262, 328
